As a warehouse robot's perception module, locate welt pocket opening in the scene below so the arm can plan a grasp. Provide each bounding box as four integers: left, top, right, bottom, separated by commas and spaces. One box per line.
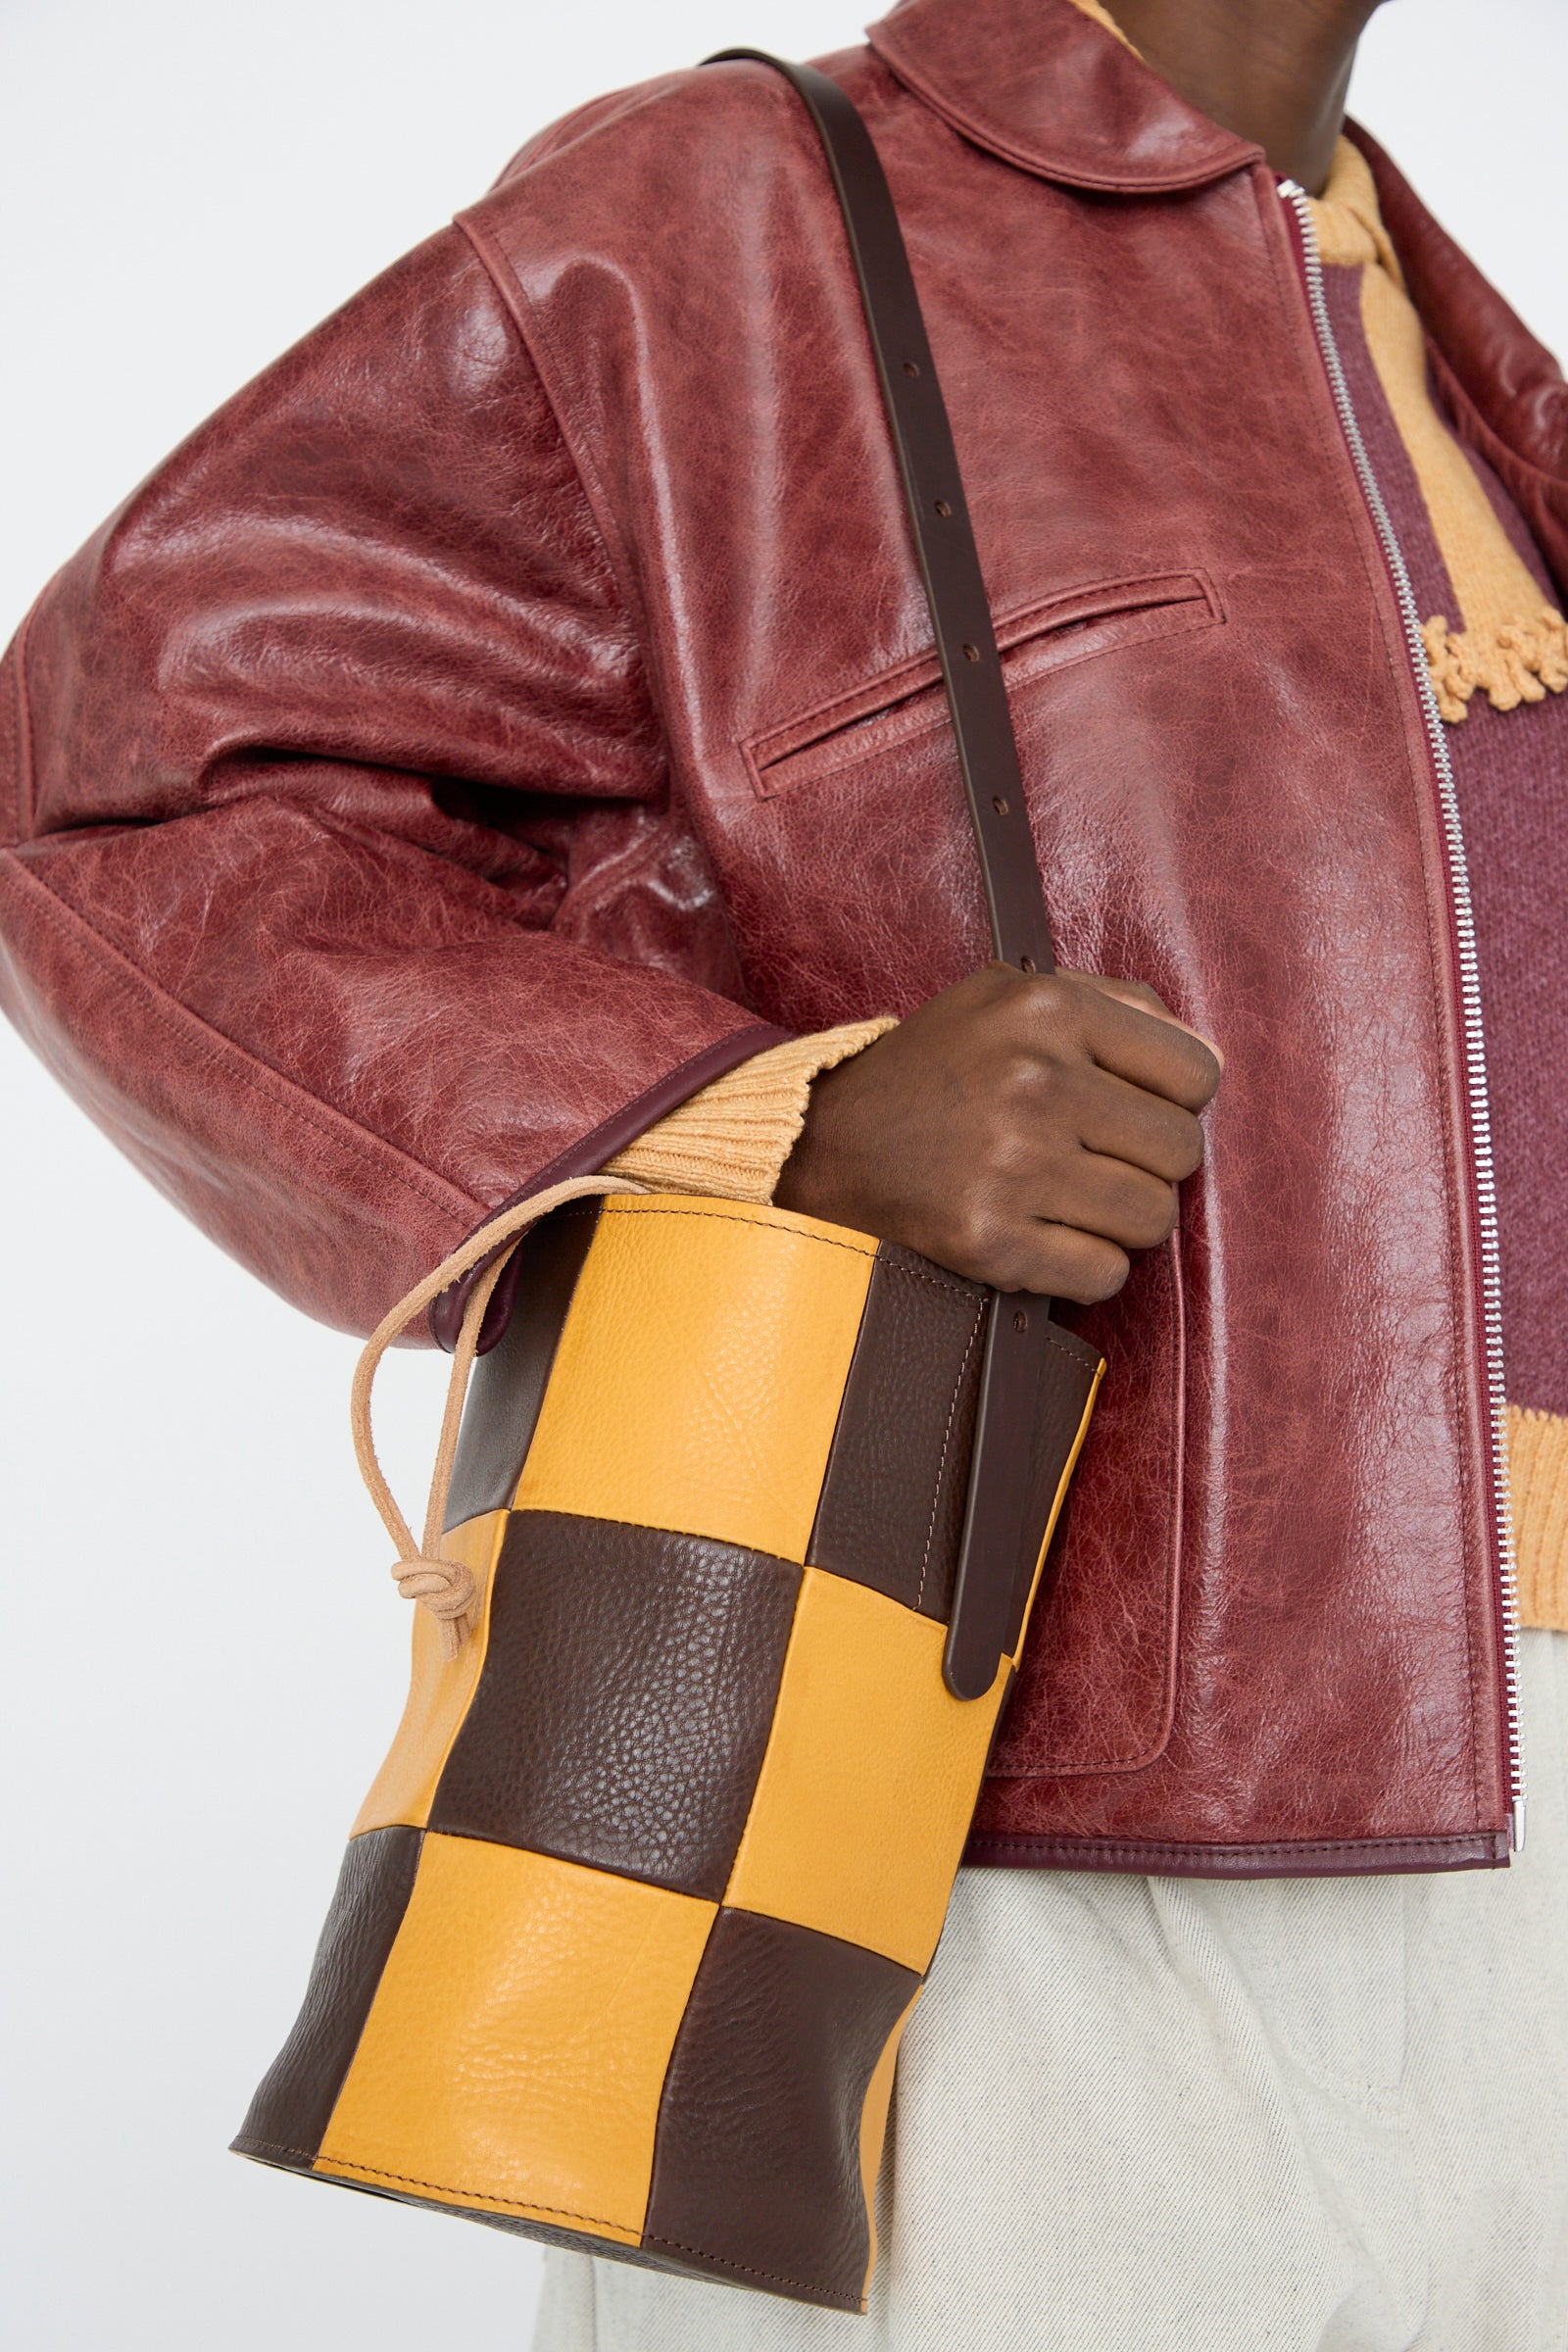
744, 570, 1223, 803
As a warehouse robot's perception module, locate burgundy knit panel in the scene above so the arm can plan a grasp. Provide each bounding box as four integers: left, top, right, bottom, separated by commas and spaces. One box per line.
1324, 264, 1568, 1418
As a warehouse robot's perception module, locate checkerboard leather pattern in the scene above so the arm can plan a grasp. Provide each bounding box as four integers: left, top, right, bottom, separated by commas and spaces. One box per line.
234, 1197, 1102, 2310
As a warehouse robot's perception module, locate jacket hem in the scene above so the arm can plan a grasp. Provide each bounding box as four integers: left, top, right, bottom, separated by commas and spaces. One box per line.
961, 1828, 1512, 1877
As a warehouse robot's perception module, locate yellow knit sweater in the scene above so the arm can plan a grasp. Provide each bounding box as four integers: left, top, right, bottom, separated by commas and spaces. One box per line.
1305, 140, 1568, 1629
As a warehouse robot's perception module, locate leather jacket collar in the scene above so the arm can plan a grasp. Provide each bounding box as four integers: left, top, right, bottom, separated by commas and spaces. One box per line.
867, 0, 1566, 579
866, 0, 1258, 191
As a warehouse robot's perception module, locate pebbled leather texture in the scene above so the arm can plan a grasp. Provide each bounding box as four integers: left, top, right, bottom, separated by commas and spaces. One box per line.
4, 0, 1553, 1860
721, 1564, 1011, 1974
643, 1907, 920, 2311
314, 1832, 717, 2244
232, 1825, 423, 2171
511, 1196, 876, 1565
429, 1511, 801, 1901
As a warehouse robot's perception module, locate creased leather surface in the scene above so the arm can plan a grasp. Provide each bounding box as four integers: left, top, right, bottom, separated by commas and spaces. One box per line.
430, 1511, 801, 1900
867, 0, 1255, 192
466, 24, 1516, 1856
0, 229, 770, 1338
990, 1240, 1184, 1776
3, 0, 1544, 1857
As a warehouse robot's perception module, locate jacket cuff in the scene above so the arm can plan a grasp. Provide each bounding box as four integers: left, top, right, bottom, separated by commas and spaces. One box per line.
604, 1016, 897, 1203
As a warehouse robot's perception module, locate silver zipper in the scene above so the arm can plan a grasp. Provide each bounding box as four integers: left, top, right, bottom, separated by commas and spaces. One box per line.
1278, 179, 1525, 1851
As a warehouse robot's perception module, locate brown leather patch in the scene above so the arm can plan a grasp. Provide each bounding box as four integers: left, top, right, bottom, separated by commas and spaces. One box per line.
428, 1512, 801, 1900
642, 1908, 919, 2310
231, 1825, 422, 2171
807, 1243, 988, 1623
444, 1204, 602, 1529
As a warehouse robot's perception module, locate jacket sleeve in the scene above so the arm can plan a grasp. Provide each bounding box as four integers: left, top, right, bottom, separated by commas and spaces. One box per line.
607, 1017, 897, 1200
0, 223, 783, 1339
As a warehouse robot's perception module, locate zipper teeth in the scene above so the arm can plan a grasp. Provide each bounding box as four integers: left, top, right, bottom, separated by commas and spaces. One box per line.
1279, 181, 1525, 1840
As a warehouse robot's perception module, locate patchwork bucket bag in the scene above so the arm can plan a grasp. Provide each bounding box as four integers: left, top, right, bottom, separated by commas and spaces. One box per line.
232, 56, 1105, 2314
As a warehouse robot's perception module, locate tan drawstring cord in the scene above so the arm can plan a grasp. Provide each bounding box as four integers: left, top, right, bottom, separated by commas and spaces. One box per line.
350, 1173, 646, 1658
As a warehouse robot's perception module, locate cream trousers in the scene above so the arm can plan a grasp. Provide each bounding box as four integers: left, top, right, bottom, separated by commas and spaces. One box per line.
532, 1630, 1568, 2352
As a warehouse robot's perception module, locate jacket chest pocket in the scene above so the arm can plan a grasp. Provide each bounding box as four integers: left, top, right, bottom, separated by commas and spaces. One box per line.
742, 570, 1222, 804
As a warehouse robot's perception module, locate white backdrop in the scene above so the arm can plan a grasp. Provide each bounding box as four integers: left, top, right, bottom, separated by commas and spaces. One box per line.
1, 4, 1563, 2345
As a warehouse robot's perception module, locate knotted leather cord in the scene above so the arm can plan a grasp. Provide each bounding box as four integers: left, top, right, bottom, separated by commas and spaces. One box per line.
350, 1173, 646, 1657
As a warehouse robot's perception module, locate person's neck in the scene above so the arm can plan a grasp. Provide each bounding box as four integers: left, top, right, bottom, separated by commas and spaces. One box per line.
1102, 0, 1386, 194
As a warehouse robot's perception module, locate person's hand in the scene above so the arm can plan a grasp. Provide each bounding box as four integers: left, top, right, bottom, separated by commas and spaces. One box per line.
774, 961, 1221, 1302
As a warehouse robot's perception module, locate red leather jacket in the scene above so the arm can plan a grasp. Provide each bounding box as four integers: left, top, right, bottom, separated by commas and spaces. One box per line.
5, 0, 1564, 1871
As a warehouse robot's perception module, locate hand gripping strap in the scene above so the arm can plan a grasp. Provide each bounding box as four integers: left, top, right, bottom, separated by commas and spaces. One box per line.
706, 53, 1098, 1699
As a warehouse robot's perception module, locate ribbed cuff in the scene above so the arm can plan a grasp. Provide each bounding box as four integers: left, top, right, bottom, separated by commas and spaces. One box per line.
1508, 1403, 1568, 1632
603, 1016, 897, 1204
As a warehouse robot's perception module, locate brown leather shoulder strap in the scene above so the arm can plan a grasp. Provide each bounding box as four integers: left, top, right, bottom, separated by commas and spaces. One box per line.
706, 50, 1055, 976
707, 53, 1102, 1708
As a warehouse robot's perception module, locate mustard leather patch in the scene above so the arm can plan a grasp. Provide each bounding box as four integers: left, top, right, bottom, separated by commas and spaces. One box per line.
317, 1835, 716, 2240
723, 1568, 1009, 1974
514, 1197, 876, 1563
